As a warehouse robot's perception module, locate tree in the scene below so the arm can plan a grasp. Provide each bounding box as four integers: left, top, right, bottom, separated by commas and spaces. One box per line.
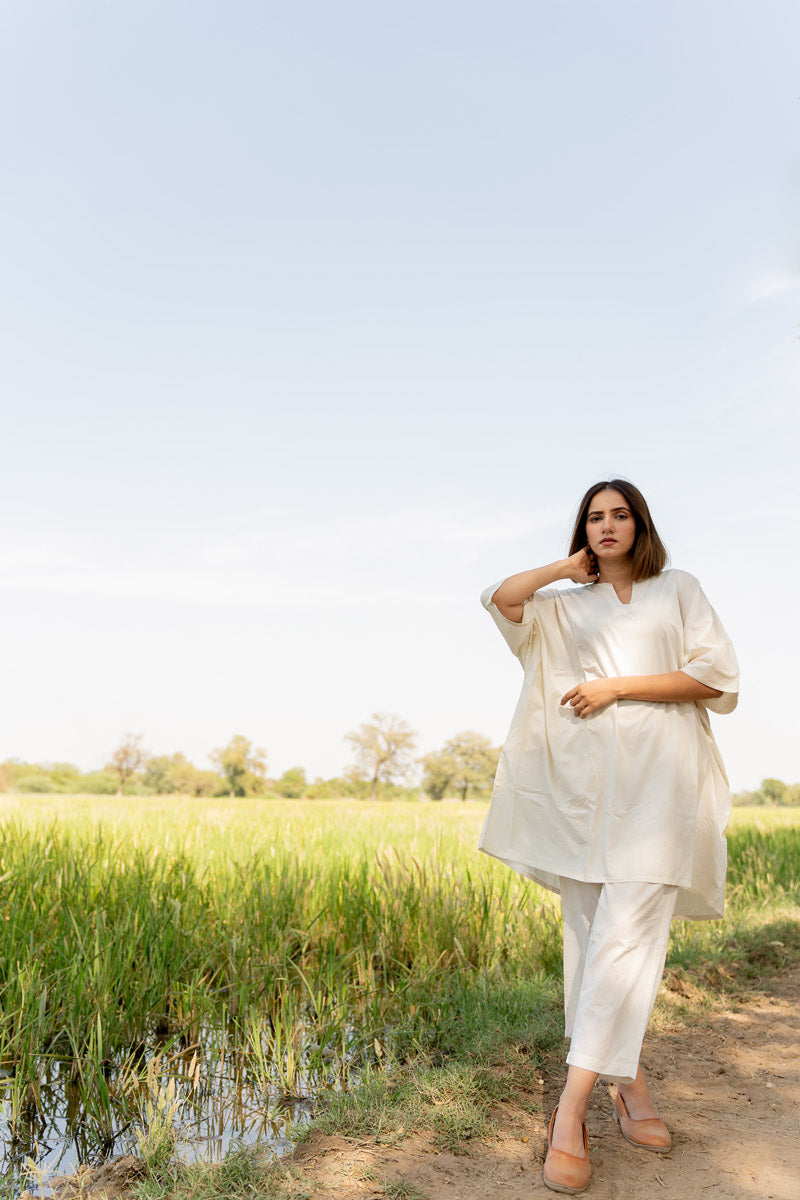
345, 712, 418, 800
211, 735, 267, 798
759, 778, 787, 805
107, 734, 147, 796
784, 783, 800, 805
47, 762, 83, 790
0, 760, 82, 794
445, 732, 500, 801
143, 753, 186, 794
420, 750, 457, 801
421, 732, 500, 801
305, 775, 367, 799
275, 766, 307, 799
172, 762, 222, 797
144, 752, 220, 797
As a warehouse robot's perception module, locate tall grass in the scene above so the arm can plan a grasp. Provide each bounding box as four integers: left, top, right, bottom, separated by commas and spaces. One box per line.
0, 797, 797, 1174
0, 801, 563, 1065
0, 797, 563, 1174
667, 807, 800, 981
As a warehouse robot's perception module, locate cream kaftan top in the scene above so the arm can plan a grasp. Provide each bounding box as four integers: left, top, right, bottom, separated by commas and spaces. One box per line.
478, 570, 739, 920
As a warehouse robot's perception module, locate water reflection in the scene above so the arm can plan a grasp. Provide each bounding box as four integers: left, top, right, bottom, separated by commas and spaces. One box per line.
0, 1027, 345, 1195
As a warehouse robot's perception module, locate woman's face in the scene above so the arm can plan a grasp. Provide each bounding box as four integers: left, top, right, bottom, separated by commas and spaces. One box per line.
584, 488, 637, 561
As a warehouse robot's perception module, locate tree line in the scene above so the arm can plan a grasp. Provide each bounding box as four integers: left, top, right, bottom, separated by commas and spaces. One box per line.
731, 778, 800, 807
4, 723, 793, 806
0, 714, 502, 802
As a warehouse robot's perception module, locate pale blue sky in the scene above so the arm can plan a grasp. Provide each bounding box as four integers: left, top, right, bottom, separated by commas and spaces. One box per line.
1, 1, 798, 789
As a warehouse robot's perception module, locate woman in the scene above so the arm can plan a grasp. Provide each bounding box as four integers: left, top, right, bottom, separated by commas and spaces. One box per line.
479, 479, 738, 1194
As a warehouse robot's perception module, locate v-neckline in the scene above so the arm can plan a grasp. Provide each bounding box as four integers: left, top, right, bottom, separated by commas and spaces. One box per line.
599, 580, 635, 607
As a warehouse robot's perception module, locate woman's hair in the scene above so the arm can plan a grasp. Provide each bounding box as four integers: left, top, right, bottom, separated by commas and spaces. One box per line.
568, 478, 669, 581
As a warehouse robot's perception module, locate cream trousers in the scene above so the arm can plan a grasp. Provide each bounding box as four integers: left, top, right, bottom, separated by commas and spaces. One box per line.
559, 878, 678, 1083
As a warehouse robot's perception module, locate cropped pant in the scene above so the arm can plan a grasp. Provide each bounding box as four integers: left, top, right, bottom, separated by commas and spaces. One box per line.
559, 878, 678, 1083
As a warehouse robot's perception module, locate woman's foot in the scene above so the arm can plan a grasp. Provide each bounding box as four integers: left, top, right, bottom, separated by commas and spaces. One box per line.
615, 1068, 671, 1151
543, 1106, 591, 1194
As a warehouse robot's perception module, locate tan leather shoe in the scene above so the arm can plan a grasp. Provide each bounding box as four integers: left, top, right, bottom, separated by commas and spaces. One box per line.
614, 1090, 672, 1151
542, 1106, 591, 1194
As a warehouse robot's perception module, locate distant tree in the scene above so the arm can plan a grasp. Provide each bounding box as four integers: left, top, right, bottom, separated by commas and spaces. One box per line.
305, 775, 367, 799
16, 773, 58, 794
172, 763, 221, 797
343, 769, 375, 799
211, 735, 268, 799
81, 771, 121, 795
47, 762, 83, 790
420, 750, 457, 801
1, 761, 84, 795
759, 778, 787, 805
733, 779, 800, 807
345, 712, 418, 800
142, 752, 218, 796
143, 754, 184, 794
420, 732, 500, 801
0, 759, 36, 791
107, 734, 147, 796
275, 766, 308, 799
444, 732, 500, 801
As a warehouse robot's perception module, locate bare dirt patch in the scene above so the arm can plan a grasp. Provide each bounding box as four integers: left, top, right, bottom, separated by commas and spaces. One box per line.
290, 967, 800, 1200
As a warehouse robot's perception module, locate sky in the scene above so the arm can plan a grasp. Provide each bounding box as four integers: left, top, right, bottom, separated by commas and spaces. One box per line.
1, 0, 798, 791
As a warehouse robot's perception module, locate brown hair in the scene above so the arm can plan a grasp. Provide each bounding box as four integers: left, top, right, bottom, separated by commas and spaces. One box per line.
568, 479, 669, 581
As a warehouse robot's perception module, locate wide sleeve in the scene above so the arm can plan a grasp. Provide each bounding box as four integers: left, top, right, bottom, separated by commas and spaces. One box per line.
675, 572, 739, 714
480, 580, 538, 665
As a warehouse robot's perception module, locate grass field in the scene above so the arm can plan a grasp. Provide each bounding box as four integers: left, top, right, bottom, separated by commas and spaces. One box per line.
1, 795, 799, 1190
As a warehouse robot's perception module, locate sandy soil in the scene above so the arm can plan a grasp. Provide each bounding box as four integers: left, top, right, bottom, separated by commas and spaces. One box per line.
290, 967, 800, 1200
39, 967, 800, 1200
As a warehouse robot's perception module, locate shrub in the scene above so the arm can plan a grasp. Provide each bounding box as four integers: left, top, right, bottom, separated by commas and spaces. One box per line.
79, 771, 119, 795
275, 767, 307, 798
15, 774, 62, 794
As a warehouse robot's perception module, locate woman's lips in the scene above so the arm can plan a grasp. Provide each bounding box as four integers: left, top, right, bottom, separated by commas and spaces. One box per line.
600, 539, 617, 545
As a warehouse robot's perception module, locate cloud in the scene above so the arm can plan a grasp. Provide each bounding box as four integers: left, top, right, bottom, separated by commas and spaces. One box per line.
740, 265, 800, 307
0, 505, 567, 608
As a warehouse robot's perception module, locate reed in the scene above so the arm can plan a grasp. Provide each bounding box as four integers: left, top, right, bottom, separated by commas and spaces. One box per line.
0, 797, 798, 1171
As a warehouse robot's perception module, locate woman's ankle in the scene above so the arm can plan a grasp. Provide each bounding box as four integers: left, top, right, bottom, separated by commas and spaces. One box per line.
551, 1103, 589, 1157
557, 1096, 588, 1122
617, 1079, 659, 1119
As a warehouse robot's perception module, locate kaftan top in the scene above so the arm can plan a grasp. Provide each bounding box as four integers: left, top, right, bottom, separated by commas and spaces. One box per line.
478, 569, 739, 920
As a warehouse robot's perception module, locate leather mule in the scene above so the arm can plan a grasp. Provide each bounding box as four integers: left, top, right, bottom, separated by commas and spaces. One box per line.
543, 1106, 591, 1194
614, 1090, 672, 1151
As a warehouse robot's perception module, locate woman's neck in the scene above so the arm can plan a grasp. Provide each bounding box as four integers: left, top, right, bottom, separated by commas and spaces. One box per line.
597, 560, 634, 587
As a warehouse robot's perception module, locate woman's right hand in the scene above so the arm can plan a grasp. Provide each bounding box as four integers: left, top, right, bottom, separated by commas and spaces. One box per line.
565, 546, 599, 584
491, 549, 598, 620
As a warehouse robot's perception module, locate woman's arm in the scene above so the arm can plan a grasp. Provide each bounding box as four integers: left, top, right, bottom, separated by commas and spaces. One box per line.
561, 671, 723, 719
491, 548, 599, 622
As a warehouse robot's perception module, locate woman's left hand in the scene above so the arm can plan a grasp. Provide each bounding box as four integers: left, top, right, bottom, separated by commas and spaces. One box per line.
561, 679, 620, 718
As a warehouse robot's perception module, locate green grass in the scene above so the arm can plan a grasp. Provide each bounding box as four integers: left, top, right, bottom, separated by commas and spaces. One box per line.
0, 796, 565, 1167
383, 1178, 428, 1200
658, 809, 800, 1015
0, 796, 798, 1170
132, 1144, 312, 1200
0, 797, 565, 1069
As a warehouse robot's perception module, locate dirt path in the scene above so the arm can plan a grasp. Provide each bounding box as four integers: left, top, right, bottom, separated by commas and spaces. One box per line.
292, 968, 800, 1200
